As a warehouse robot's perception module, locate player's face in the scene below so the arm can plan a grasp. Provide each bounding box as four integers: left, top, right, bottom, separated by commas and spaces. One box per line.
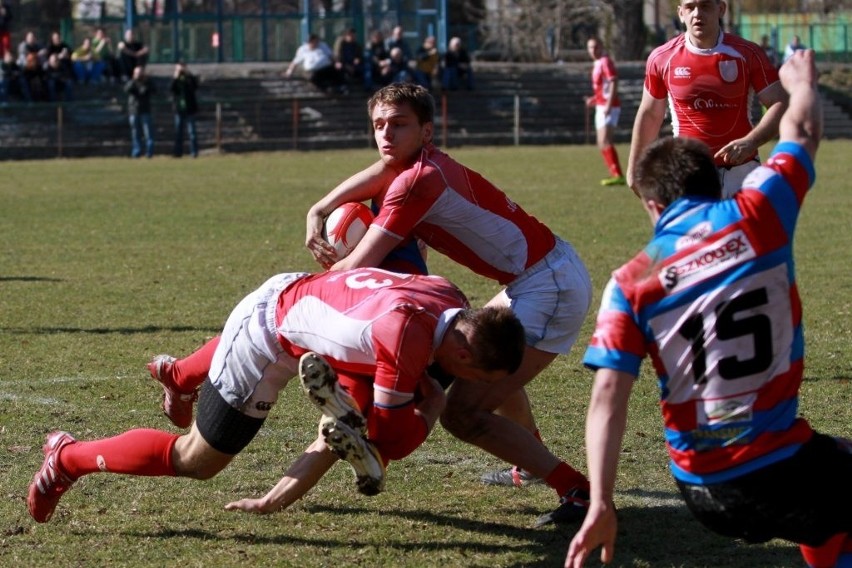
678, 0, 724, 48
371, 102, 433, 169
586, 39, 601, 60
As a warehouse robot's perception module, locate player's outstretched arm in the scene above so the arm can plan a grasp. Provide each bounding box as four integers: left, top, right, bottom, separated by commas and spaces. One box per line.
305, 159, 394, 268
777, 49, 822, 160
224, 436, 338, 514
565, 368, 634, 568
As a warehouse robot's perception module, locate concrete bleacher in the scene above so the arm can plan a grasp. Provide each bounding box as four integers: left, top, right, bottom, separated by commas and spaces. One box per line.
0, 61, 849, 161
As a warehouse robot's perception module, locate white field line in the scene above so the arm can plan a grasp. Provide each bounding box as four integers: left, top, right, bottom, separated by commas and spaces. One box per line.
0, 375, 125, 406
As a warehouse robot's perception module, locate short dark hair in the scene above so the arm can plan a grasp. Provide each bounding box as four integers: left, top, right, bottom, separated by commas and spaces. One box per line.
634, 136, 721, 205
367, 83, 435, 125
457, 306, 525, 374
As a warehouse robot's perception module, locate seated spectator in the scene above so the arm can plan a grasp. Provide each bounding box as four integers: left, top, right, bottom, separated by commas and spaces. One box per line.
363, 29, 390, 91
93, 28, 119, 83
45, 31, 73, 81
1, 49, 28, 103
21, 51, 46, 101
334, 27, 363, 86
117, 28, 149, 81
0, 2, 11, 59
17, 31, 44, 69
44, 52, 73, 101
385, 25, 412, 63
759, 34, 778, 68
72, 38, 104, 84
387, 46, 414, 84
283, 33, 347, 94
413, 35, 440, 90
442, 36, 474, 91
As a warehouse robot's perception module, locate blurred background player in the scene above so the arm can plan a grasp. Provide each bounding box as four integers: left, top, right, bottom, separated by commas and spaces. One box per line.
565, 50, 852, 568
584, 37, 625, 186
627, 0, 787, 198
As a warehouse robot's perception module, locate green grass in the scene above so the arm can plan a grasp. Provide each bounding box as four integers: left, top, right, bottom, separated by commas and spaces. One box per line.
1, 142, 851, 567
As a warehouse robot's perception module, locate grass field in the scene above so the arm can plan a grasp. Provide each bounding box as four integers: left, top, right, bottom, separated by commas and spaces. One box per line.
1, 142, 850, 567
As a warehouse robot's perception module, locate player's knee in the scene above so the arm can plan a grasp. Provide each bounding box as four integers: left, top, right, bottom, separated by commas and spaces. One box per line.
440, 405, 488, 442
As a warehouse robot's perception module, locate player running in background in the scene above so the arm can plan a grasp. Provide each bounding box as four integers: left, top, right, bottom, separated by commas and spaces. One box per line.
28, 269, 525, 523
565, 50, 852, 568
627, 0, 787, 198
302, 82, 594, 526
584, 37, 625, 187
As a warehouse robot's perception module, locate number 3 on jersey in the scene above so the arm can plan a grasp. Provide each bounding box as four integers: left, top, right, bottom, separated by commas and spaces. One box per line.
651, 265, 794, 403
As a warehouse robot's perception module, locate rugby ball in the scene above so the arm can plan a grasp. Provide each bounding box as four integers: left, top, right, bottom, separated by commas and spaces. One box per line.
322, 202, 373, 259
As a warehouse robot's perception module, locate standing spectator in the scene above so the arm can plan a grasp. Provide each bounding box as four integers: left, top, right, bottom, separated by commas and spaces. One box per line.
442, 36, 474, 91
124, 65, 156, 158
333, 27, 363, 86
584, 37, 625, 186
760, 34, 778, 68
385, 25, 412, 63
627, 0, 787, 198
363, 29, 390, 91
17, 31, 44, 68
170, 61, 199, 158
0, 49, 27, 103
413, 35, 440, 91
565, 50, 852, 568
283, 33, 346, 94
92, 28, 119, 83
783, 34, 806, 64
44, 52, 73, 101
0, 1, 12, 58
117, 29, 149, 81
71, 38, 104, 84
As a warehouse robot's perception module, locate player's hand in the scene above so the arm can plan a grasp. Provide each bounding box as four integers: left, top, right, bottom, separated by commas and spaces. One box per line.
779, 48, 817, 91
564, 500, 617, 567
714, 138, 756, 166
224, 497, 276, 514
305, 208, 340, 269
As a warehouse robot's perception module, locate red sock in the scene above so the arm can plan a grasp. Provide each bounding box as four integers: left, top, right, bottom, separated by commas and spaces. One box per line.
545, 461, 590, 497
173, 336, 220, 391
59, 429, 178, 479
602, 145, 623, 177
800, 533, 850, 568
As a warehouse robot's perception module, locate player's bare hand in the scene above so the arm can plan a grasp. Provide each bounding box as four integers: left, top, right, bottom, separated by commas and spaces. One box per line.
714, 139, 755, 166
564, 501, 617, 568
224, 497, 277, 514
779, 48, 817, 90
305, 208, 339, 269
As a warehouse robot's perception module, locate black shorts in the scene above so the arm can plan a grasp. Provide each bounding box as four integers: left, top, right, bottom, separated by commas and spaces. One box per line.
676, 432, 852, 546
195, 379, 265, 455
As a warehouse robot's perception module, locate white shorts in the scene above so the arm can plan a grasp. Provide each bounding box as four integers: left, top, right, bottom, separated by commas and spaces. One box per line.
208, 272, 309, 419
496, 239, 592, 354
718, 159, 760, 199
595, 105, 621, 130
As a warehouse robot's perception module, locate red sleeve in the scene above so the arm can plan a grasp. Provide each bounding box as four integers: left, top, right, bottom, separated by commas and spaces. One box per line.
644, 48, 668, 100
372, 158, 444, 240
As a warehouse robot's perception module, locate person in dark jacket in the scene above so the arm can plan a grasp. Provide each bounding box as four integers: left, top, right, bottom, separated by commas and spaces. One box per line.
124, 65, 156, 158
170, 61, 199, 158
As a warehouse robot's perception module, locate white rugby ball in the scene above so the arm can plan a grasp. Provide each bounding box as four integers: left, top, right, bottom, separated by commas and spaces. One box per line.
322, 202, 373, 259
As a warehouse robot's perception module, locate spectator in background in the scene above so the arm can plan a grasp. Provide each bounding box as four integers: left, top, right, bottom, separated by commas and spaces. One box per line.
93, 28, 119, 83
284, 33, 347, 95
45, 31, 73, 81
124, 65, 156, 158
760, 34, 778, 68
387, 46, 414, 84
45, 52, 73, 101
117, 29, 149, 81
170, 61, 199, 158
0, 1, 12, 58
584, 37, 625, 186
385, 25, 412, 63
333, 27, 363, 86
783, 34, 806, 64
17, 31, 45, 68
413, 35, 440, 91
442, 36, 474, 91
21, 51, 45, 101
0, 49, 27, 103
72, 38, 104, 84
364, 29, 390, 91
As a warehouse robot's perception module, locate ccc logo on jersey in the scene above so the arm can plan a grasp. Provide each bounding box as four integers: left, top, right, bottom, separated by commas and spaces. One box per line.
673, 66, 691, 79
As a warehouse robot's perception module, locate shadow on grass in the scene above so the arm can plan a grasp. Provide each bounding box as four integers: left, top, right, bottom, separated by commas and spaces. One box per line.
0, 276, 64, 282
0, 325, 221, 335
120, 498, 800, 567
